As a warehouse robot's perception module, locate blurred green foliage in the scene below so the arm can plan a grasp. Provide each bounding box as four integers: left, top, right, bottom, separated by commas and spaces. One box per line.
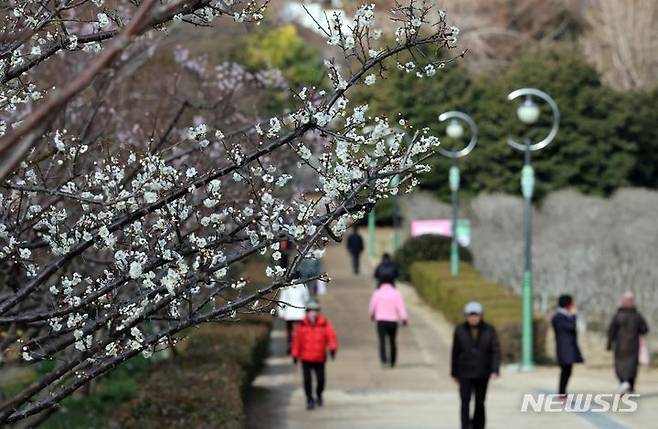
243, 24, 325, 87
362, 44, 657, 200
227, 24, 324, 113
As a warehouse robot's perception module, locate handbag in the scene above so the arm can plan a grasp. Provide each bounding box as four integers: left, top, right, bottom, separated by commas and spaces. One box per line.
639, 336, 650, 366
317, 280, 328, 295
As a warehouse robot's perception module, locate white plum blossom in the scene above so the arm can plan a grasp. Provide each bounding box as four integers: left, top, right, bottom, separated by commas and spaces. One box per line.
129, 261, 143, 279
144, 191, 158, 203
267, 117, 282, 138
368, 49, 380, 58
97, 13, 110, 29
424, 64, 436, 77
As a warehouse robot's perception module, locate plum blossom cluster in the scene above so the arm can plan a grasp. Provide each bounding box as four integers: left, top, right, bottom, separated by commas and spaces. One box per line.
0, 1, 456, 423
0, 0, 269, 135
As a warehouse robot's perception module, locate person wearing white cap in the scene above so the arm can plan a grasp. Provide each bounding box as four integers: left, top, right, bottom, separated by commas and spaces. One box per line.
451, 301, 500, 429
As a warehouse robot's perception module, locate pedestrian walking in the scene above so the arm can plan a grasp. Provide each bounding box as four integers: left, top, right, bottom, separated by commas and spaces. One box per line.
277, 284, 311, 355
297, 256, 322, 295
292, 300, 338, 410
607, 291, 649, 393
451, 301, 500, 429
368, 282, 408, 368
374, 253, 399, 287
551, 294, 584, 398
279, 239, 292, 269
346, 227, 364, 274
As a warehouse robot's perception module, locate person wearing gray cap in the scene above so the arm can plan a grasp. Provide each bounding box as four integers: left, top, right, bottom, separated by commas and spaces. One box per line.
451, 301, 500, 429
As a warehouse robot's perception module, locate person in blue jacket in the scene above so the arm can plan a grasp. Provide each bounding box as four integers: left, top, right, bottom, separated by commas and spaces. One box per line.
551, 294, 584, 398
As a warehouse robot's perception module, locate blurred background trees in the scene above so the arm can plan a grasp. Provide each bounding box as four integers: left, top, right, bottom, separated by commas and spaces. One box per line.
352, 0, 658, 201
364, 45, 653, 200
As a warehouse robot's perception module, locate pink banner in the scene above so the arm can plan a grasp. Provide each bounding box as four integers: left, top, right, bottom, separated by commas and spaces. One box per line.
411, 219, 452, 237
410, 219, 471, 246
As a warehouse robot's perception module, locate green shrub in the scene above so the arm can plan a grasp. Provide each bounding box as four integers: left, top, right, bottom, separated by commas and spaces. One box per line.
409, 261, 547, 362
242, 25, 325, 86
394, 234, 473, 280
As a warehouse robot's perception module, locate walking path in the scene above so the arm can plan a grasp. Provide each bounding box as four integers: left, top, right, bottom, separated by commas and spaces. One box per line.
247, 245, 658, 429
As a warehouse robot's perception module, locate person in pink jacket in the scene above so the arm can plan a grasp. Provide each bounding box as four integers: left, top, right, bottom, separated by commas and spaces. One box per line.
369, 282, 408, 368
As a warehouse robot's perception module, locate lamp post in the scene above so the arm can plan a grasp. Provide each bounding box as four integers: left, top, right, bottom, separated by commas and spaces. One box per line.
506, 88, 560, 370
363, 126, 407, 256
367, 209, 376, 260
438, 111, 478, 276
388, 127, 409, 254
392, 173, 400, 253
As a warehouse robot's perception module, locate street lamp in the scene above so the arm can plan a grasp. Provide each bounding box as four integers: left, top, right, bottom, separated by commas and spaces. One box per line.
391, 173, 401, 253
506, 88, 560, 370
387, 127, 407, 254
367, 207, 376, 260
363, 126, 407, 257
438, 111, 478, 276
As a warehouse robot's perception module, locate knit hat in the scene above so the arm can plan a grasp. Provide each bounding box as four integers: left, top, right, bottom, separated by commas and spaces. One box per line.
464, 301, 483, 315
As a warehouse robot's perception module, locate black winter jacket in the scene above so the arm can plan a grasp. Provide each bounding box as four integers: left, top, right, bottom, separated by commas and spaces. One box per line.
347, 233, 364, 254
551, 310, 584, 365
451, 321, 501, 380
374, 260, 399, 285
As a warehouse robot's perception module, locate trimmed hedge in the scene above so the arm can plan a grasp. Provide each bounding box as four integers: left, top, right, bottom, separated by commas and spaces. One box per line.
111, 319, 270, 429
409, 261, 547, 362
395, 234, 473, 280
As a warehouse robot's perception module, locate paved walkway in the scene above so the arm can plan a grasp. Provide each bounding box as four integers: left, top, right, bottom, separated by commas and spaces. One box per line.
247, 245, 658, 429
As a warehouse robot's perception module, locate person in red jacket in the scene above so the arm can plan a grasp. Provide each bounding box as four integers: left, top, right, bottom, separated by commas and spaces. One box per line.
291, 300, 338, 410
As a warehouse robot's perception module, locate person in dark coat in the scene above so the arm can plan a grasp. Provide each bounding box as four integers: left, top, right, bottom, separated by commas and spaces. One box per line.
346, 227, 364, 274
297, 256, 322, 295
551, 294, 584, 397
607, 291, 649, 393
279, 239, 292, 269
374, 253, 399, 287
451, 301, 500, 429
